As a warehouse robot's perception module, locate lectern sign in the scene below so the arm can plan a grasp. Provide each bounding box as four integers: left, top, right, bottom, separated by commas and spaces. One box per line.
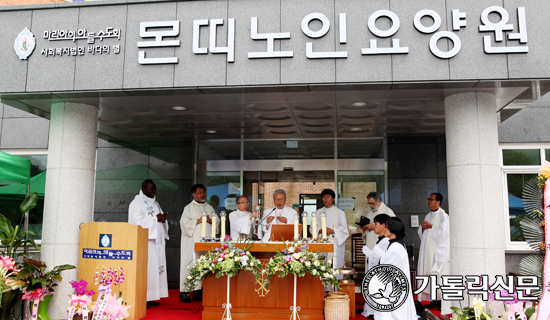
82, 248, 133, 260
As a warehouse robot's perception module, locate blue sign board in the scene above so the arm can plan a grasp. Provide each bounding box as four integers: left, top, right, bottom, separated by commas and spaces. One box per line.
82, 248, 133, 260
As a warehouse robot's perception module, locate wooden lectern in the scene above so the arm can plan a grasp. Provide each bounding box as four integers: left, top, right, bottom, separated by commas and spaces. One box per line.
78, 222, 148, 320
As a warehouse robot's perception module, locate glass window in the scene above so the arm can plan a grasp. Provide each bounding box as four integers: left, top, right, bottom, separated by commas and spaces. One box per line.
502, 149, 540, 166
244, 140, 334, 159
506, 173, 538, 242
0, 154, 47, 240
338, 139, 384, 159
545, 149, 550, 162
198, 141, 241, 160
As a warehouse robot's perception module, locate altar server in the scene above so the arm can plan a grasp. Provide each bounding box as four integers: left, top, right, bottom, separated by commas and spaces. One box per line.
260, 189, 297, 242
128, 179, 168, 306
361, 213, 390, 319
179, 184, 219, 303
417, 192, 451, 314
374, 217, 417, 320
313, 189, 349, 274
229, 196, 259, 240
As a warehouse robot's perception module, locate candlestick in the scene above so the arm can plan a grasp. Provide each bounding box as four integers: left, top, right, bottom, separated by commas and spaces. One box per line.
302, 212, 308, 239
221, 211, 226, 241
201, 212, 207, 238
294, 216, 299, 240
321, 212, 327, 239
311, 212, 317, 240
211, 214, 217, 239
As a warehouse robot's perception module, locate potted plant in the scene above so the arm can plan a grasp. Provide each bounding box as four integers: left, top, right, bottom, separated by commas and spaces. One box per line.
17, 259, 76, 320
0, 193, 41, 320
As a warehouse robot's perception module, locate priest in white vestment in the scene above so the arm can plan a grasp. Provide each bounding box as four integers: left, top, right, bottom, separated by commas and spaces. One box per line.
360, 213, 391, 319
260, 189, 297, 242
128, 179, 169, 305
359, 192, 395, 249
312, 189, 349, 279
179, 184, 219, 303
229, 196, 259, 240
417, 192, 451, 314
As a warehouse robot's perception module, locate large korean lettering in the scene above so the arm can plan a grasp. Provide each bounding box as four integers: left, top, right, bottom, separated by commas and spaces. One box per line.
138, 20, 180, 64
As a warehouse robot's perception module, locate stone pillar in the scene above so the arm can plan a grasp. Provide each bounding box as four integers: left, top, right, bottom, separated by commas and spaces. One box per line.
444, 92, 506, 313
42, 102, 98, 319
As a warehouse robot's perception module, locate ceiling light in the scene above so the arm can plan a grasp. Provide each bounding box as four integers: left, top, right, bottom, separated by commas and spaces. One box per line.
172, 106, 186, 111
206, 130, 217, 134
350, 127, 362, 131
352, 102, 366, 107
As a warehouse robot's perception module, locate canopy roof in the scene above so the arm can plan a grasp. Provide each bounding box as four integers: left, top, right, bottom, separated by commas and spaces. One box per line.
0, 151, 30, 185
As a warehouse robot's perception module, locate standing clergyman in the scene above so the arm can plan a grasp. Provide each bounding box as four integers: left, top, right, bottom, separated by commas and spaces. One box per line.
360, 192, 395, 253
179, 184, 219, 303
313, 189, 349, 277
128, 179, 168, 307
229, 196, 259, 240
417, 192, 451, 314
260, 189, 297, 242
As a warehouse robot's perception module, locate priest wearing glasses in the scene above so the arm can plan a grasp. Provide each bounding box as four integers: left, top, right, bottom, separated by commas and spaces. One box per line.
260, 189, 297, 242
229, 196, 260, 240
417, 192, 451, 314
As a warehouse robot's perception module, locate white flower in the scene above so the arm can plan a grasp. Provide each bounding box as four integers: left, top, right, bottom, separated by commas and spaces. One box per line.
314, 260, 319, 267
229, 252, 235, 257
288, 247, 295, 253
305, 261, 311, 267
250, 262, 255, 267
293, 253, 301, 260
321, 266, 325, 271
234, 257, 239, 261
187, 276, 192, 280
312, 269, 317, 275
209, 267, 213, 271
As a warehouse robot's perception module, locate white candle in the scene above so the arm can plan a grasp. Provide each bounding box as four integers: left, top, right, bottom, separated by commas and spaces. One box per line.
321, 215, 327, 239
302, 213, 308, 239
221, 215, 226, 240
311, 215, 317, 239
211, 215, 217, 238
294, 218, 299, 240
201, 215, 207, 238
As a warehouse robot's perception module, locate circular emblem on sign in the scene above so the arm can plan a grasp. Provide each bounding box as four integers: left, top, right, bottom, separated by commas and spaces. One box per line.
101, 234, 111, 247
14, 27, 36, 60
362, 264, 409, 312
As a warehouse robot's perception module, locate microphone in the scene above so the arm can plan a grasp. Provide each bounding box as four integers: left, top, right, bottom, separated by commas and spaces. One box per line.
253, 207, 277, 239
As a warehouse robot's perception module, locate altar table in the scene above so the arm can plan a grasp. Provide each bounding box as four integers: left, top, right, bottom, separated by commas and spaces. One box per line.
195, 242, 334, 320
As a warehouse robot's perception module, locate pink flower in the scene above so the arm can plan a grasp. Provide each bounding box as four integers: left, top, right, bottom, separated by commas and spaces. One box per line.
280, 262, 285, 266
297, 247, 301, 252
103, 293, 131, 320
0, 256, 17, 271
223, 244, 228, 249
213, 259, 218, 263
224, 235, 232, 241
22, 288, 43, 301
240, 252, 246, 256
299, 258, 304, 262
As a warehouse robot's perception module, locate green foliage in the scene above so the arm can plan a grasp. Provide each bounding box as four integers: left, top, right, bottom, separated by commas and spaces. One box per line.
17, 259, 75, 293
0, 192, 41, 259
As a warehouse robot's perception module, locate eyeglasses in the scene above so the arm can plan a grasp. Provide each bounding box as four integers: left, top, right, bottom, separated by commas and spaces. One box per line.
237, 202, 249, 205
427, 198, 437, 201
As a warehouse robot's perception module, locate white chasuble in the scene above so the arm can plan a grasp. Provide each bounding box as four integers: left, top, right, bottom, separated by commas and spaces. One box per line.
417, 208, 451, 313
313, 206, 349, 274
229, 210, 254, 240
128, 190, 169, 301
260, 206, 297, 242
179, 200, 218, 292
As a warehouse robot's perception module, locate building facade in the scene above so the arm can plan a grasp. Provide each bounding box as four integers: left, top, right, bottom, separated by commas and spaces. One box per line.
1, 0, 549, 317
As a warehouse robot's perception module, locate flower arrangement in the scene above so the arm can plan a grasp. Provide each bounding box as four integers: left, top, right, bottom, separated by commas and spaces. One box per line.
17, 259, 76, 303
183, 240, 263, 294
0, 256, 25, 300
91, 266, 130, 320
262, 240, 339, 288
537, 161, 550, 188
67, 279, 96, 320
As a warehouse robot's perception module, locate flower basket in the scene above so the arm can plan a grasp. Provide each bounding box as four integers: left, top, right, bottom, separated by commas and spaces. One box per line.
324, 292, 349, 320
71, 311, 92, 320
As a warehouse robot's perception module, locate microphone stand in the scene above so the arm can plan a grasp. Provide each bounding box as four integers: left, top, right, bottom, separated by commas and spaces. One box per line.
253, 207, 276, 240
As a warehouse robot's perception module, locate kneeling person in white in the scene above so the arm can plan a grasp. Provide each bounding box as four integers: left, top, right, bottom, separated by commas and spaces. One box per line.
312, 189, 349, 274
229, 196, 260, 240
360, 213, 391, 319
370, 217, 417, 320
260, 189, 297, 242
128, 179, 169, 305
